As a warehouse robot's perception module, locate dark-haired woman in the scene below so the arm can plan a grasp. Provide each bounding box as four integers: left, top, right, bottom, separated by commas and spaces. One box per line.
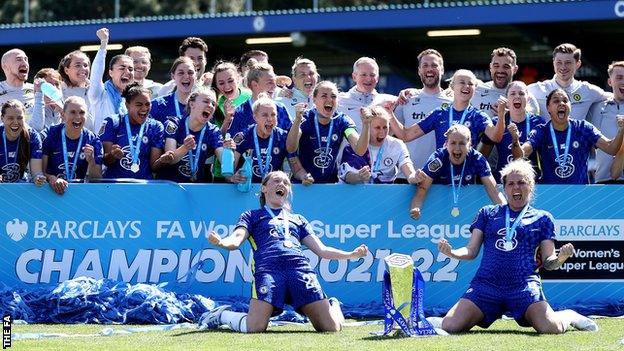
150, 57, 197, 125
59, 50, 90, 105
0, 100, 45, 185
88, 27, 135, 134
204, 171, 368, 333
100, 83, 171, 179
511, 88, 624, 184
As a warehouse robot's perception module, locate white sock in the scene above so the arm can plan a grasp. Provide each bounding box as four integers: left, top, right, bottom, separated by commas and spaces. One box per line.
557, 309, 599, 332
220, 311, 248, 333
426, 316, 443, 329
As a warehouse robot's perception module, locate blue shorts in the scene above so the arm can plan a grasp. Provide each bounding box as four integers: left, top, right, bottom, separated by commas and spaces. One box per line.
253, 268, 326, 315
462, 278, 545, 328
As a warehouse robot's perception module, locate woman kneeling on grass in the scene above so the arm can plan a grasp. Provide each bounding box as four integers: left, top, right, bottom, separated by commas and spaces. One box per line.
431, 159, 598, 334
202, 170, 368, 332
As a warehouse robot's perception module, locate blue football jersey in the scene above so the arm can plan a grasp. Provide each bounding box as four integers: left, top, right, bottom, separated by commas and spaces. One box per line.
159, 116, 223, 182
418, 105, 493, 149
528, 119, 602, 184
236, 126, 293, 183
0, 125, 42, 182
100, 114, 165, 179
297, 109, 357, 183
150, 92, 186, 125
236, 208, 314, 273
470, 204, 556, 286
42, 124, 103, 179
422, 147, 491, 185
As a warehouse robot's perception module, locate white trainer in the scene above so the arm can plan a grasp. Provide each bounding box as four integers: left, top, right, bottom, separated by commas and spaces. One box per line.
199, 305, 231, 330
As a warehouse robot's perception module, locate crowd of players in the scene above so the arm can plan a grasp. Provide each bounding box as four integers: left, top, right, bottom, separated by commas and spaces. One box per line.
0, 27, 610, 335
1, 27, 623, 198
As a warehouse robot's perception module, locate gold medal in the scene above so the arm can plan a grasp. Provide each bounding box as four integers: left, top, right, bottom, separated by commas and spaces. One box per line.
283, 240, 294, 248
130, 163, 139, 173
451, 207, 460, 217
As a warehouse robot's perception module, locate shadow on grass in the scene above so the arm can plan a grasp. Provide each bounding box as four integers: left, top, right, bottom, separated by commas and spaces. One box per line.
360, 328, 539, 341
172, 329, 319, 337
468, 329, 540, 336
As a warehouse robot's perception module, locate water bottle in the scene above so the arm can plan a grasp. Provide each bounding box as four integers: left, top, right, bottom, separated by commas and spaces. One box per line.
41, 82, 63, 103
221, 133, 235, 177
237, 155, 252, 193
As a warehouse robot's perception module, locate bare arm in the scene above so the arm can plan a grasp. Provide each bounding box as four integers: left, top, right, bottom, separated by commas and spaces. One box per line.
343, 165, 371, 184
595, 117, 624, 155
400, 161, 417, 184
484, 97, 507, 143
478, 143, 493, 157
403, 124, 425, 142
286, 103, 306, 153
437, 228, 484, 260
29, 158, 46, 186
541, 240, 575, 270
208, 227, 249, 250
610, 143, 624, 179
151, 147, 174, 171
481, 175, 503, 204
388, 111, 406, 139
351, 108, 372, 156
42, 155, 67, 195
288, 156, 314, 185
165, 136, 195, 164
102, 141, 123, 166
302, 234, 368, 260
409, 172, 432, 220
508, 123, 533, 159
83, 144, 102, 178
484, 119, 505, 144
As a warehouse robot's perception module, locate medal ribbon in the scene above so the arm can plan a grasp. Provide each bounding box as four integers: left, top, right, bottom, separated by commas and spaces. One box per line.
124, 114, 147, 167
264, 205, 291, 243
450, 157, 467, 209
61, 126, 84, 180
448, 104, 470, 128
253, 126, 274, 180
548, 122, 572, 166
185, 117, 207, 178
314, 110, 334, 175
2, 129, 20, 166
505, 204, 530, 244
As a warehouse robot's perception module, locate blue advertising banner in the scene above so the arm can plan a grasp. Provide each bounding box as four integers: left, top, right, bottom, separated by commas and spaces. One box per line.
1, 183, 623, 312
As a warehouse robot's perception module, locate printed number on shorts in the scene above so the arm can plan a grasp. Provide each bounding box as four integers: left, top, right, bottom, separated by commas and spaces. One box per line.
302, 273, 321, 291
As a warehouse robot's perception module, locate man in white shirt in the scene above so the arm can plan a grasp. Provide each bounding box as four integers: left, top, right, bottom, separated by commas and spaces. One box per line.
337, 57, 394, 132
0, 49, 34, 114
394, 49, 452, 171
528, 43, 610, 120
472, 47, 539, 117
125, 46, 163, 97
589, 61, 624, 183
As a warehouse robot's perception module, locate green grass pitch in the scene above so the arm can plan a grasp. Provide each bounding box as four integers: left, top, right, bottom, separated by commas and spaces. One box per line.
10, 318, 624, 351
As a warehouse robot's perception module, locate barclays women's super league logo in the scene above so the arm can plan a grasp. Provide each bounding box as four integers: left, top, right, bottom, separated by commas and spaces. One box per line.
5, 218, 28, 242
